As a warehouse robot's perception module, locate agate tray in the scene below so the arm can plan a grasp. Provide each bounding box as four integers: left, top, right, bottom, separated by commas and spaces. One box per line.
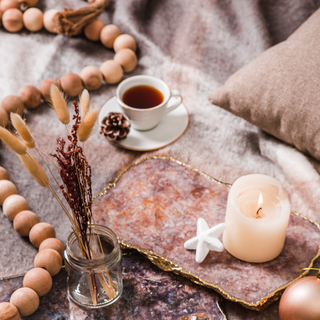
92, 157, 320, 311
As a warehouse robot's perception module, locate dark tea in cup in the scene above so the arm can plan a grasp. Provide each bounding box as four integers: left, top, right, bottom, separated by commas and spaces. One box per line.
122, 85, 164, 109
116, 75, 182, 130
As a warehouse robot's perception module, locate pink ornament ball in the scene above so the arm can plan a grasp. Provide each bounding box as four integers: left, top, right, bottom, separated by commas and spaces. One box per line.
279, 276, 320, 320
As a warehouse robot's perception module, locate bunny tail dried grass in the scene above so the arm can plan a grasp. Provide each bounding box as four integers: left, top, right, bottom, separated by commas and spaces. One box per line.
35, 162, 50, 187
17, 153, 38, 175
0, 126, 27, 155
11, 113, 36, 148
77, 108, 99, 142
50, 84, 70, 125
80, 89, 90, 118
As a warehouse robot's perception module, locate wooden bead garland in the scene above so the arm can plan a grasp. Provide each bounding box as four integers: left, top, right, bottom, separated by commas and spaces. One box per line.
84, 18, 104, 42
18, 85, 42, 109
100, 60, 123, 84
0, 2, 140, 315
113, 34, 137, 53
80, 66, 103, 91
43, 9, 58, 33
23, 268, 53, 297
0, 302, 20, 320
23, 7, 43, 32
29, 221, 56, 248
2, 8, 23, 32
0, 0, 20, 12
39, 237, 65, 259
13, 209, 39, 236
34, 248, 62, 276
0, 2, 139, 124
1, 95, 24, 116
60, 73, 83, 97
10, 287, 39, 317
114, 48, 138, 73
38, 78, 60, 102
2, 194, 29, 221
0, 180, 18, 205
0, 165, 63, 317
0, 166, 9, 180
100, 24, 121, 48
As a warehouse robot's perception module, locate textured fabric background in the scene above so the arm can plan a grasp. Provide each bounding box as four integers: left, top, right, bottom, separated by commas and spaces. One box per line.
1, 0, 320, 318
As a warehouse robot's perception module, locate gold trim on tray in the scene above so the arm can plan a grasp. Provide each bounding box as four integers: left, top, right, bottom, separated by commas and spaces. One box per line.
94, 156, 320, 312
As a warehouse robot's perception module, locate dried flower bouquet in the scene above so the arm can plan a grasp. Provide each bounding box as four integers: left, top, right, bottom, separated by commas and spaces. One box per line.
0, 86, 118, 305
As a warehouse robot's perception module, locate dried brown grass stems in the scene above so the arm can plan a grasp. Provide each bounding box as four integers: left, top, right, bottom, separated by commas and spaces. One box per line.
0, 89, 116, 305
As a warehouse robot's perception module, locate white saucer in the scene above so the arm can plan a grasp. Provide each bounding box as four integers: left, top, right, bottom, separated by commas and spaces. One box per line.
99, 97, 189, 151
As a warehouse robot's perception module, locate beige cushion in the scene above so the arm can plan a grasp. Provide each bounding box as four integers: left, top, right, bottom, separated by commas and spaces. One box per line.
209, 9, 320, 161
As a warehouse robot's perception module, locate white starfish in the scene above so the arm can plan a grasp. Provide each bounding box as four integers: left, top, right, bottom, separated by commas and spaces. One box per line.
184, 218, 226, 263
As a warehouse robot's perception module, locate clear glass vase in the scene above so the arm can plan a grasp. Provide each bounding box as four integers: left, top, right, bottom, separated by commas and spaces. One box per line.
64, 225, 123, 308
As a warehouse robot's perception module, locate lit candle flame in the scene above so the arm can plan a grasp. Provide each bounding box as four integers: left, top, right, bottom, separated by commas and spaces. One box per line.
258, 192, 263, 209
256, 192, 263, 218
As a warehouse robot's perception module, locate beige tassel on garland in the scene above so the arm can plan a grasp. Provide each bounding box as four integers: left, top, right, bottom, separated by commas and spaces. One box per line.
53, 0, 110, 36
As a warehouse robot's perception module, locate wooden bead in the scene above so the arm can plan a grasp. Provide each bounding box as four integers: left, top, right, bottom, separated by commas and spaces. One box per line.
23, 268, 52, 297
3, 194, 29, 221
10, 287, 39, 316
38, 78, 60, 101
0, 0, 20, 12
13, 210, 39, 236
34, 248, 62, 276
114, 48, 137, 73
0, 302, 20, 320
100, 60, 123, 84
43, 9, 58, 33
0, 180, 17, 205
0, 107, 9, 127
39, 238, 65, 259
1, 95, 24, 115
80, 66, 103, 90
0, 166, 9, 180
23, 8, 43, 32
2, 8, 23, 33
19, 0, 39, 8
84, 19, 104, 42
113, 34, 137, 52
29, 222, 56, 248
60, 73, 83, 97
18, 85, 41, 109
100, 24, 121, 48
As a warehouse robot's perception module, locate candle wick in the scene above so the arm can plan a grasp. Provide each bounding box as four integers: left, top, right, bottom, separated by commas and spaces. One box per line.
256, 207, 263, 219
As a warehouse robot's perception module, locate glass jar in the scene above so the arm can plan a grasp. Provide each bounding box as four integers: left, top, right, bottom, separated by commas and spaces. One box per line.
64, 225, 123, 308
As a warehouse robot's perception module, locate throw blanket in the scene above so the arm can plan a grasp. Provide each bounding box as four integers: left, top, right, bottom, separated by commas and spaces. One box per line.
1, 0, 320, 319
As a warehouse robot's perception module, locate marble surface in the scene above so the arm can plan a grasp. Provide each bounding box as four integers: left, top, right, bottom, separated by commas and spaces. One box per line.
0, 251, 226, 320
93, 158, 320, 308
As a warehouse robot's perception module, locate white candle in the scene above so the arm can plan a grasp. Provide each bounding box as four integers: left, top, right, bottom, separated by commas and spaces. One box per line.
223, 174, 290, 263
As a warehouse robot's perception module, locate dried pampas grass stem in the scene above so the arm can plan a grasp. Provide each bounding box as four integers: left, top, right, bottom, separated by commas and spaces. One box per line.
11, 113, 36, 149
80, 89, 90, 119
0, 126, 27, 155
17, 153, 38, 175
50, 84, 70, 125
78, 108, 99, 142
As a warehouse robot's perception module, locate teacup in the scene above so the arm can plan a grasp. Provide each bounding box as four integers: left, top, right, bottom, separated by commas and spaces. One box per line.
116, 75, 182, 131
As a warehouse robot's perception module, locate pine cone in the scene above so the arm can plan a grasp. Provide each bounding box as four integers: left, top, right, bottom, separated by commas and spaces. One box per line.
100, 112, 131, 142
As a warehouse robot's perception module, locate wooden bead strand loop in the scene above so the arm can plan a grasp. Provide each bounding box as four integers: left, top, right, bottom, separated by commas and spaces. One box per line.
0, 165, 62, 317
0, 0, 138, 119
0, 0, 139, 316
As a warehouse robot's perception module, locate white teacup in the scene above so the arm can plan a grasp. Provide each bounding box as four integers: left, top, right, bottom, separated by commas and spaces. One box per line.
116, 75, 182, 131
